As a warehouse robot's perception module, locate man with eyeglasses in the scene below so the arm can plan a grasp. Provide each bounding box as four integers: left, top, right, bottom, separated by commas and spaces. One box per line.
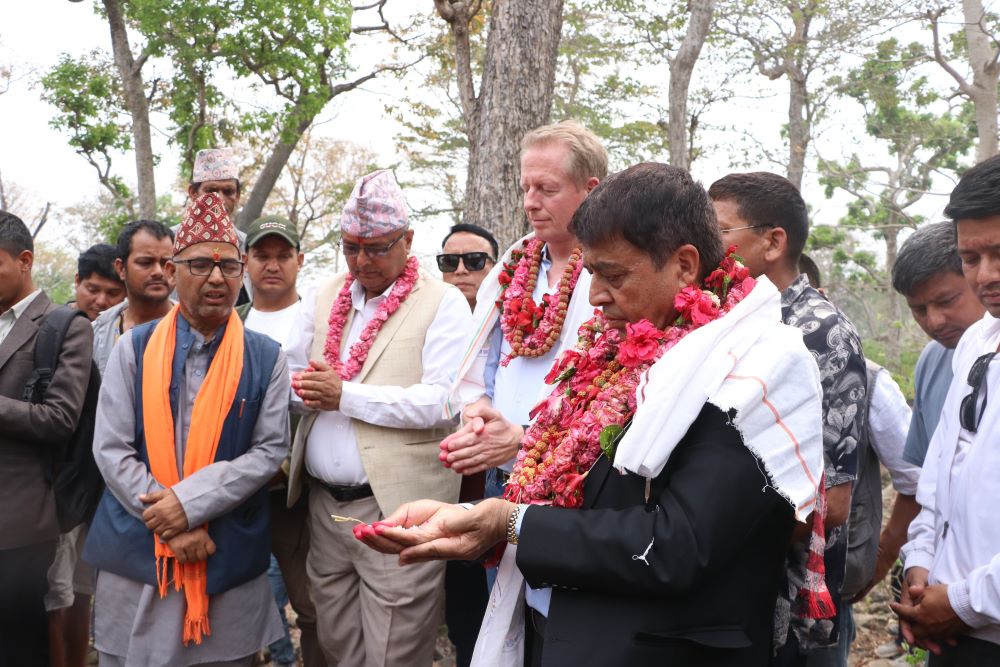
84, 193, 291, 666
894, 155, 1000, 666
284, 169, 470, 666
438, 223, 498, 310
709, 172, 867, 666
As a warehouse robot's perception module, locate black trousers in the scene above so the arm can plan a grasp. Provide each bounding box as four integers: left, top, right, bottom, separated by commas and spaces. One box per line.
930, 635, 1000, 666
444, 560, 489, 667
0, 540, 57, 667
524, 608, 546, 667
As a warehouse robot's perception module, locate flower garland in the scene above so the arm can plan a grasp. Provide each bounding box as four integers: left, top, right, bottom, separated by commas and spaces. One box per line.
503, 247, 755, 508
322, 255, 420, 380
495, 237, 583, 366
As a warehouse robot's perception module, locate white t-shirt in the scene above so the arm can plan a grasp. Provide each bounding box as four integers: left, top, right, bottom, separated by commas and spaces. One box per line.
244, 301, 302, 350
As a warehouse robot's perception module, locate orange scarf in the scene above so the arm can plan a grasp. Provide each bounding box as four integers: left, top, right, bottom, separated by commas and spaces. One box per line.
141, 305, 244, 645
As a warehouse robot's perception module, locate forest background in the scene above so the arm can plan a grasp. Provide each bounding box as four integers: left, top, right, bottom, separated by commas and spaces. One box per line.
2, 0, 998, 396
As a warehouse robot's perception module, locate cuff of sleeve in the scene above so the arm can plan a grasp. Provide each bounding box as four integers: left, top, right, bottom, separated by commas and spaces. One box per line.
170, 478, 205, 528
947, 580, 989, 629
902, 548, 935, 573
515, 504, 529, 537
825, 472, 855, 488
338, 381, 366, 420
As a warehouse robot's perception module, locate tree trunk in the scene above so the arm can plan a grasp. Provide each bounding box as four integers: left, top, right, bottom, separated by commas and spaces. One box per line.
668, 0, 715, 171
103, 0, 156, 219
461, 0, 565, 252
786, 71, 809, 190
237, 107, 313, 231
963, 0, 1000, 161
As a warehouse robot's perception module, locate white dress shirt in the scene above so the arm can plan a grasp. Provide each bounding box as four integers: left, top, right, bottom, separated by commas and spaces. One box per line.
286, 276, 470, 485
0, 288, 40, 344
868, 367, 921, 495
902, 313, 1000, 645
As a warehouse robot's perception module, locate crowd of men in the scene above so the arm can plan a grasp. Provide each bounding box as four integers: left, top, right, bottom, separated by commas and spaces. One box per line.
1, 124, 1000, 667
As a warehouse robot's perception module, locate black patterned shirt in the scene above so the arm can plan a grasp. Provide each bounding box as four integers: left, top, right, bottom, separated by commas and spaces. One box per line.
775, 274, 867, 650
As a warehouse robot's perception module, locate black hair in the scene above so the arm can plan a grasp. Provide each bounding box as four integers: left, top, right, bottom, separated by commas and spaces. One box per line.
799, 253, 822, 289
708, 172, 810, 265
944, 154, 1000, 221
570, 162, 723, 276
116, 220, 174, 262
77, 243, 122, 283
0, 210, 33, 256
892, 221, 963, 296
442, 223, 500, 259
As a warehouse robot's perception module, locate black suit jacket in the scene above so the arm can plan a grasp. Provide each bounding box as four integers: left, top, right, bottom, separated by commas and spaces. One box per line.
517, 404, 795, 666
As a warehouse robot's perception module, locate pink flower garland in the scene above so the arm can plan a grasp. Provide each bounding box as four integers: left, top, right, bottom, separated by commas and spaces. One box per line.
322, 255, 420, 380
504, 249, 755, 508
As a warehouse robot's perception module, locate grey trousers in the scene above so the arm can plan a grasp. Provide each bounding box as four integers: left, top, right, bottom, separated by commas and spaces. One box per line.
307, 487, 445, 667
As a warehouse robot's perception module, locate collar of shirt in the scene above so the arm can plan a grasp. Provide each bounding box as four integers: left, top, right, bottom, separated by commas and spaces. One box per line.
350, 274, 399, 312
779, 273, 810, 309
2, 288, 41, 320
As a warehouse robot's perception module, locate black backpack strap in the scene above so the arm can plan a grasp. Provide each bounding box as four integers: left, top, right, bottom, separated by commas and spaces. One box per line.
22, 306, 89, 403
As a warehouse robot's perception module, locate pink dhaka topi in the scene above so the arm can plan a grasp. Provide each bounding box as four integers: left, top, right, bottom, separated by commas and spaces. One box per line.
339, 169, 409, 238
192, 147, 238, 183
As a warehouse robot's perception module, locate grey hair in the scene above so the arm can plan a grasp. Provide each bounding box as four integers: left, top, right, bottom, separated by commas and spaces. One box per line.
891, 221, 963, 296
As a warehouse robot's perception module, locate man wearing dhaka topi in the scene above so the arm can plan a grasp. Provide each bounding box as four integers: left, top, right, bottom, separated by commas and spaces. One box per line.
83, 194, 291, 666
285, 169, 470, 665
359, 163, 830, 666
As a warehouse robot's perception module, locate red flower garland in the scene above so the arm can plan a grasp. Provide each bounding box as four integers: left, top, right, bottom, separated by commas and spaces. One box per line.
495, 238, 583, 366
322, 255, 420, 380
504, 249, 755, 508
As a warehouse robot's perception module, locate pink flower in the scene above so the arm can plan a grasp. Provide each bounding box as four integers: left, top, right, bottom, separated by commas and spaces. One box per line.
551, 473, 588, 507
618, 319, 665, 368
674, 286, 719, 326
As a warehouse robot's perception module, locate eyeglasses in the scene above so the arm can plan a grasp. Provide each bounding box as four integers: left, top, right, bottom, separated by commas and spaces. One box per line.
720, 224, 769, 234
342, 231, 408, 258
173, 258, 245, 278
960, 352, 996, 432
436, 252, 495, 273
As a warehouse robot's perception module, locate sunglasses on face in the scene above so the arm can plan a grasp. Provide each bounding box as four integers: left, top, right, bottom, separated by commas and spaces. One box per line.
436, 252, 494, 273
173, 258, 245, 278
341, 231, 408, 258
960, 351, 996, 433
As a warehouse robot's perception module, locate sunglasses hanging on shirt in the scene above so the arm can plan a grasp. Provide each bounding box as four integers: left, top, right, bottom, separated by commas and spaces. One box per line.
960, 351, 997, 433
436, 252, 494, 273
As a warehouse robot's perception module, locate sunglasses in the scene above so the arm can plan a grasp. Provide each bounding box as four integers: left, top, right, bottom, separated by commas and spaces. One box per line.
436, 252, 494, 273
960, 352, 996, 433
342, 231, 408, 258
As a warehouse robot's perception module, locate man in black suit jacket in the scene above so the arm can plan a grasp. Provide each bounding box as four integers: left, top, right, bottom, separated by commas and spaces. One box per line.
0, 211, 94, 665
358, 164, 824, 666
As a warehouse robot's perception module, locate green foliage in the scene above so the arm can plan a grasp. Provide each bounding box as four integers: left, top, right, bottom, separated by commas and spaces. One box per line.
122, 0, 354, 173
40, 52, 134, 202
32, 242, 77, 306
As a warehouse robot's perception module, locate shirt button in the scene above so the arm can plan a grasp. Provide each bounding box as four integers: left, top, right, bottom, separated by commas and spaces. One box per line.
195, 370, 203, 377
182, 343, 189, 349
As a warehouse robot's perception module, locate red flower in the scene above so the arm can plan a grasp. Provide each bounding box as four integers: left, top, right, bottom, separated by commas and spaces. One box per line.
674, 286, 719, 326
551, 472, 587, 507
498, 271, 512, 286
618, 319, 665, 368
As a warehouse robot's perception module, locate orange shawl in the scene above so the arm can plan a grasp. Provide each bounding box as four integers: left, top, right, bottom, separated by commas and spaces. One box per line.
141, 305, 244, 645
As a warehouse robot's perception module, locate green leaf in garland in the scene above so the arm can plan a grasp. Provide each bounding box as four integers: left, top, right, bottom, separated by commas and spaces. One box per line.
599, 424, 623, 461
